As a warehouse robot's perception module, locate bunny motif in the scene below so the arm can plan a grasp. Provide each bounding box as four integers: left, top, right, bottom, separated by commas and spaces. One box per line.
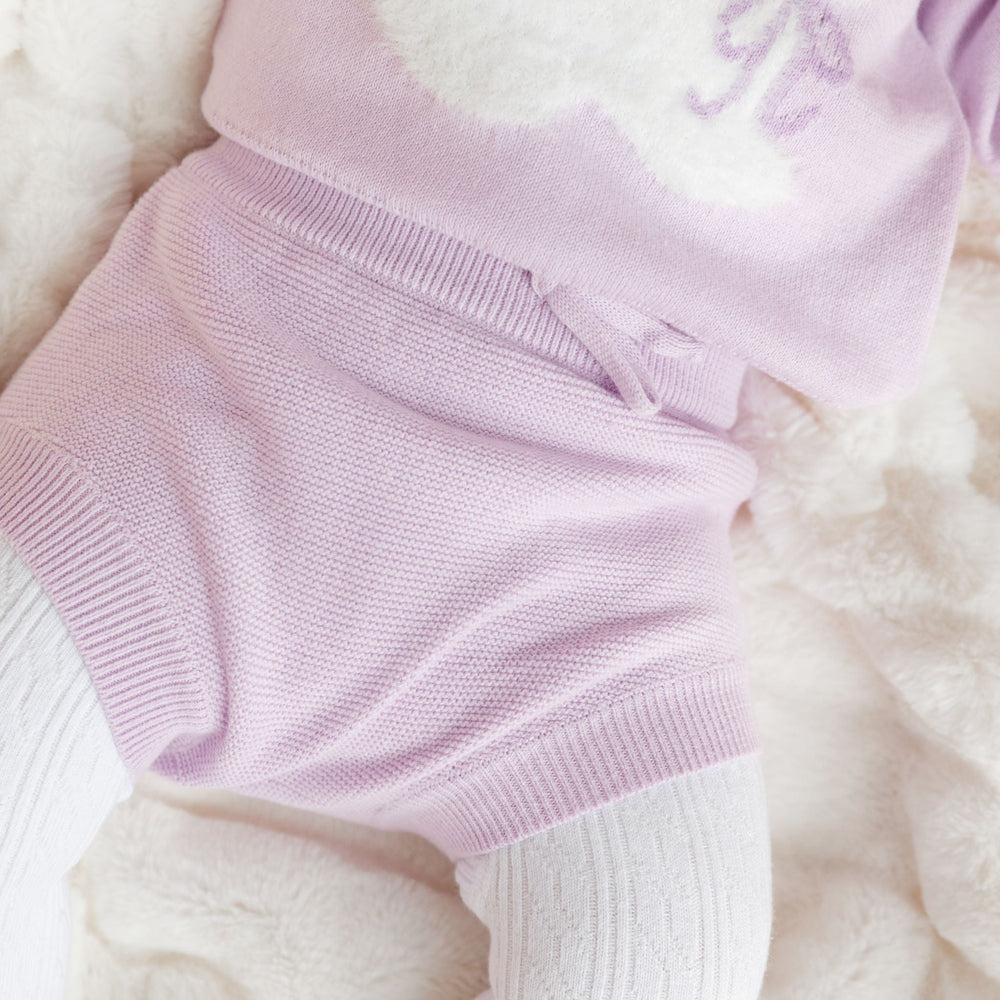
373, 0, 858, 206
687, 0, 854, 140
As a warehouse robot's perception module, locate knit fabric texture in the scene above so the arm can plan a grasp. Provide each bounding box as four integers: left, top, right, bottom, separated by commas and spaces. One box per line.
0, 137, 760, 862
0, 525, 769, 1000
197, 0, 1000, 409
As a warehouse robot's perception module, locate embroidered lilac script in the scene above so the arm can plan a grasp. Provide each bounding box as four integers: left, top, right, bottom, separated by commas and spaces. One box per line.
687, 0, 854, 140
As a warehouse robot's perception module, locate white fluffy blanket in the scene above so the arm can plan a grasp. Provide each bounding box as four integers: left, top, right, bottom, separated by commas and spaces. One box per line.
3, 2, 1000, 997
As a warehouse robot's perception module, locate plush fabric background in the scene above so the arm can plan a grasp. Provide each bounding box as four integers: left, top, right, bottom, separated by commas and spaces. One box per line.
2, 2, 999, 997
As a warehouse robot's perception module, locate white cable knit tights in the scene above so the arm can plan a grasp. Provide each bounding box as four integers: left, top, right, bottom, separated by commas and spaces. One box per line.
455, 755, 773, 999
0, 535, 134, 998
0, 531, 772, 998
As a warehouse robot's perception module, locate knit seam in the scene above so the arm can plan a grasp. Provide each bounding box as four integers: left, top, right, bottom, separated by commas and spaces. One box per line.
197, 113, 486, 247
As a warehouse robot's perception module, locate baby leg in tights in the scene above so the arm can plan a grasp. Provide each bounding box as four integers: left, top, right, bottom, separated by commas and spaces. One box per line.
0, 533, 135, 998
454, 753, 772, 1000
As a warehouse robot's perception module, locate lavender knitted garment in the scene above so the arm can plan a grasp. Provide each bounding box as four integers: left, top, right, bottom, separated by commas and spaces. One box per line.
0, 0, 996, 862
197, 0, 999, 409
0, 139, 758, 861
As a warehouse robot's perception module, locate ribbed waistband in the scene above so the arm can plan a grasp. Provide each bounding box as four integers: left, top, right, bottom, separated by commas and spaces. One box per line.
180, 135, 749, 430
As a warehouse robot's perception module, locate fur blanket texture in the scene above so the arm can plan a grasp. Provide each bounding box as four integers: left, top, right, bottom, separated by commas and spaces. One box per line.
2, 1, 1000, 997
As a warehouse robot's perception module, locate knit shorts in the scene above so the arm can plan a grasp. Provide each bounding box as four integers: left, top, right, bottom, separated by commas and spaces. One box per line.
0, 136, 759, 861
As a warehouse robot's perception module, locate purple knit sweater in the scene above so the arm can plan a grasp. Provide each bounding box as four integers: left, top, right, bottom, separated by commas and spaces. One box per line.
0, 0, 996, 861
198, 0, 999, 408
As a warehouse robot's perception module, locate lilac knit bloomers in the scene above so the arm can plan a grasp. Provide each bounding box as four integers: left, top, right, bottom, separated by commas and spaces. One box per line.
0, 136, 759, 861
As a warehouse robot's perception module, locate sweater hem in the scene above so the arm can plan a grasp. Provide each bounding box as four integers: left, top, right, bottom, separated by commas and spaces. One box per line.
0, 421, 210, 781
367, 658, 759, 862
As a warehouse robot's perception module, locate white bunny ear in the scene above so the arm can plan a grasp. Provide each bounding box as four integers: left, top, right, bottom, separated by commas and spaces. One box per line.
373, 0, 808, 208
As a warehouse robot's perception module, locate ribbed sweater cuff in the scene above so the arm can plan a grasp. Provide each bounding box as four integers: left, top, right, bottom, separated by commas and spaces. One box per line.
0, 422, 208, 780
370, 660, 759, 862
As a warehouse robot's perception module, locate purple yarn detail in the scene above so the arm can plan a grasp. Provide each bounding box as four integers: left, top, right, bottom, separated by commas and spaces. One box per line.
687, 0, 793, 118
760, 0, 854, 138
687, 0, 853, 140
